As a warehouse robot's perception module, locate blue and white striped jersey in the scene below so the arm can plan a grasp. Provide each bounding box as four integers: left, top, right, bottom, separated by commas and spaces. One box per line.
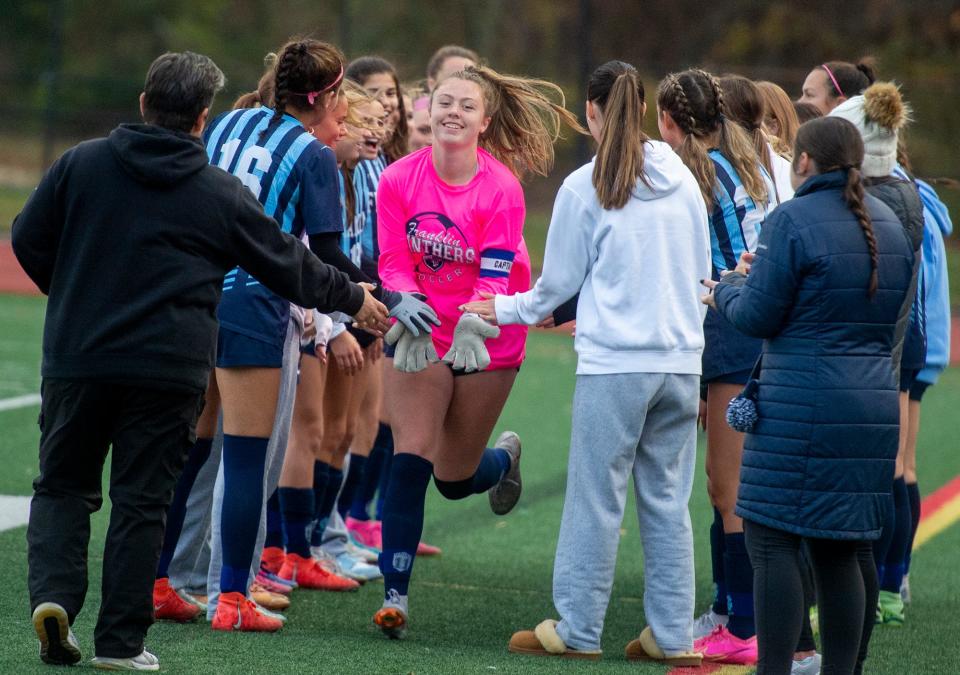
708, 149, 777, 279
203, 108, 341, 343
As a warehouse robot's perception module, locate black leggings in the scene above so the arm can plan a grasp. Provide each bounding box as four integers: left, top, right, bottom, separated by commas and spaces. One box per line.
745, 520, 878, 675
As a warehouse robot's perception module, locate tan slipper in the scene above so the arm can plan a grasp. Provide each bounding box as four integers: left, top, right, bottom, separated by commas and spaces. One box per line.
625, 626, 702, 666
508, 620, 602, 660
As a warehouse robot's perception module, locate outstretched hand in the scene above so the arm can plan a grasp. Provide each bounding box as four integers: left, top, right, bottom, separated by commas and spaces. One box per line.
459, 292, 498, 325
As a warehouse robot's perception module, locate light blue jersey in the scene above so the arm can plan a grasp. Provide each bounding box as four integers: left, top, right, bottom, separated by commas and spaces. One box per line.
203, 108, 340, 345
708, 150, 777, 279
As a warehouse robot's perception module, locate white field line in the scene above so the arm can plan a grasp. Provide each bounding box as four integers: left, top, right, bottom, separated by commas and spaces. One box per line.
0, 393, 41, 412
0, 495, 31, 532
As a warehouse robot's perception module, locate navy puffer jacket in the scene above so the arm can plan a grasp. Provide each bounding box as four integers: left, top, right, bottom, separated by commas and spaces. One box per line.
713, 170, 914, 540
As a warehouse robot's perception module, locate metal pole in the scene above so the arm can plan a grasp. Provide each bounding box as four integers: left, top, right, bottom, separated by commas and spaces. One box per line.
41, 0, 66, 169
576, 0, 593, 164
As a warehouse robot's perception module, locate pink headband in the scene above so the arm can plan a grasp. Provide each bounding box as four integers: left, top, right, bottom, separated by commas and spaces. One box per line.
413, 96, 430, 112
821, 64, 845, 98
293, 63, 345, 106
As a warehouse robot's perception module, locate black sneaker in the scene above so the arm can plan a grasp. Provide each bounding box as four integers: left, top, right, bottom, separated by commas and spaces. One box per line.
488, 431, 522, 515
33, 602, 81, 666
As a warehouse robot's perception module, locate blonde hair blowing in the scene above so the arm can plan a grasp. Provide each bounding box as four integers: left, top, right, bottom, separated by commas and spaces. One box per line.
447, 65, 585, 179
341, 79, 374, 130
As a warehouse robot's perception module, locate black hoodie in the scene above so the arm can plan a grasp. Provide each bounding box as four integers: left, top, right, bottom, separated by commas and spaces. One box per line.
12, 123, 364, 391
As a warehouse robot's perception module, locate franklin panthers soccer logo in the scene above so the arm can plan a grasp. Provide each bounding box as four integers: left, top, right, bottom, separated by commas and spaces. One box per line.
406, 211, 476, 273
392, 551, 413, 573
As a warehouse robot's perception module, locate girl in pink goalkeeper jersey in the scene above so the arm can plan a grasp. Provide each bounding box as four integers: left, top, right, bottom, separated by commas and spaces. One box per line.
372, 65, 582, 639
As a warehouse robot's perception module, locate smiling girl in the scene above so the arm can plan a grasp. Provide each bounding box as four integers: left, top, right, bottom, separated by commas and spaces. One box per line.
371, 65, 581, 639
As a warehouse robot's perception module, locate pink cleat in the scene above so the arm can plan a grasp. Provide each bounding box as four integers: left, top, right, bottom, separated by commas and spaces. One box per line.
693, 625, 757, 665
346, 517, 382, 549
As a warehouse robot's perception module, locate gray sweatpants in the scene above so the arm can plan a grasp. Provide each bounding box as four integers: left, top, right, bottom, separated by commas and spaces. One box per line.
205, 317, 300, 617
553, 372, 698, 653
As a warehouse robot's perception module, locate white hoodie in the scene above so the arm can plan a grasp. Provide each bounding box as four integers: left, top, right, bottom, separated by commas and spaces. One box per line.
495, 141, 711, 375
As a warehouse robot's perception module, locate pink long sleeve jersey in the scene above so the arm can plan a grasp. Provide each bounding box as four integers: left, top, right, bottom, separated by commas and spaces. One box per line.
377, 147, 530, 370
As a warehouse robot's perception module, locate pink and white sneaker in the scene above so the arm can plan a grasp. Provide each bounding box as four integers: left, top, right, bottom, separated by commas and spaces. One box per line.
345, 517, 382, 549
693, 625, 757, 665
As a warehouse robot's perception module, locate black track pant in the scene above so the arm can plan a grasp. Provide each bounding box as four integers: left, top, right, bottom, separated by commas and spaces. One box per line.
27, 379, 202, 658
745, 519, 878, 675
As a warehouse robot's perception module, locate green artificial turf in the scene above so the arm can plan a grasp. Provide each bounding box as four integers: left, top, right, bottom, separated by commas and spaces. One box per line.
0, 294, 958, 673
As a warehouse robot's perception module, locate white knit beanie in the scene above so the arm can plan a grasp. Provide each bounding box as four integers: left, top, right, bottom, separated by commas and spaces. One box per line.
829, 82, 909, 177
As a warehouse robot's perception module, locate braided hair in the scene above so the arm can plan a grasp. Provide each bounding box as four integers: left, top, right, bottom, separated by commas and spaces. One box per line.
657, 69, 767, 208
259, 39, 344, 141
795, 116, 878, 297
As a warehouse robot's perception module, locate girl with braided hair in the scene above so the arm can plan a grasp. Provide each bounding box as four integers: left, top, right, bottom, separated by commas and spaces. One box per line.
657, 68, 777, 665
701, 115, 914, 675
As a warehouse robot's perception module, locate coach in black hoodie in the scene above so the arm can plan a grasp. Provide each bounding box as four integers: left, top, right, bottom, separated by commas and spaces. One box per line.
13, 52, 387, 668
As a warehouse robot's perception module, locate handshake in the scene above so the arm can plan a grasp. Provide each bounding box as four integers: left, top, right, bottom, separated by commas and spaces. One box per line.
382, 290, 500, 374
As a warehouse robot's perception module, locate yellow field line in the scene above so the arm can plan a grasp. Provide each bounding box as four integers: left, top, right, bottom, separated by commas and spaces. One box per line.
914, 490, 960, 550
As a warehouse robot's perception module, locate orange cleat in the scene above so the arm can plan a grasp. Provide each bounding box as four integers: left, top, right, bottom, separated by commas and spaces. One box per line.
260, 546, 286, 575
416, 540, 442, 557
211, 591, 283, 632
153, 577, 201, 623
249, 583, 290, 611
277, 553, 359, 592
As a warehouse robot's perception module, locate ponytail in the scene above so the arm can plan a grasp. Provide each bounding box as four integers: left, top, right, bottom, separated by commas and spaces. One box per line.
447, 65, 585, 179
590, 63, 650, 209
795, 116, 878, 298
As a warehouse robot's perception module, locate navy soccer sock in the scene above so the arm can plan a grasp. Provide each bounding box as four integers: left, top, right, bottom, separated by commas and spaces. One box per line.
434, 447, 510, 500
278, 487, 314, 558
723, 532, 755, 638
338, 453, 367, 520
309, 460, 330, 546
264, 489, 283, 549
379, 453, 433, 597
710, 508, 728, 616
157, 437, 212, 579
352, 422, 391, 521
219, 434, 268, 594
312, 466, 343, 544
881, 477, 910, 592
905, 481, 920, 573
872, 488, 896, 581
375, 443, 395, 521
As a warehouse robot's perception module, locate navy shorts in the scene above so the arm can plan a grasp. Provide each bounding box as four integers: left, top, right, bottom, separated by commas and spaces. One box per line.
701, 308, 763, 384
216, 327, 284, 368
899, 367, 920, 394
300, 340, 318, 358
909, 379, 931, 402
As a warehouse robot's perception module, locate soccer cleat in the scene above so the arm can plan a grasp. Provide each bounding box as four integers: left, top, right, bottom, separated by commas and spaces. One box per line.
91, 650, 160, 671
255, 569, 295, 594
900, 574, 911, 605
346, 517, 383, 549
694, 625, 758, 665
693, 609, 729, 639
260, 546, 286, 575
32, 602, 82, 666
211, 591, 283, 632
152, 577, 201, 623
792, 652, 822, 674
249, 582, 290, 611
416, 539, 442, 556
373, 589, 409, 639
877, 590, 905, 626
346, 536, 381, 564
488, 431, 522, 515
277, 553, 359, 591
335, 552, 383, 583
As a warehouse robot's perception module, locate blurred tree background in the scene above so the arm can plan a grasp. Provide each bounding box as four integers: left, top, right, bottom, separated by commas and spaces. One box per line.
1, 0, 957, 280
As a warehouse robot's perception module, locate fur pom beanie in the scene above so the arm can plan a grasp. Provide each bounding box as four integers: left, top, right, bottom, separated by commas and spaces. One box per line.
829, 82, 910, 177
